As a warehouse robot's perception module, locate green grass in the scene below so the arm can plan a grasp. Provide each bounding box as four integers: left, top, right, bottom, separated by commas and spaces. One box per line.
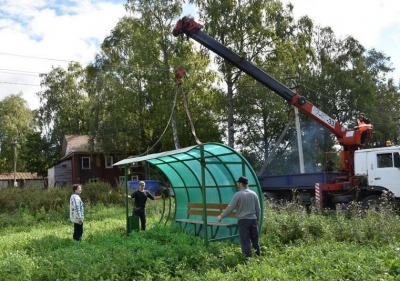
1, 187, 400, 280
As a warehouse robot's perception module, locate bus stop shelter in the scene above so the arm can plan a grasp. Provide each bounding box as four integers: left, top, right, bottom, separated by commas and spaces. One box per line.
114, 142, 264, 245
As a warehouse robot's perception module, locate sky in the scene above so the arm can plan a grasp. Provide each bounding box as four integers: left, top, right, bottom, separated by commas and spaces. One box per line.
0, 0, 127, 110
286, 0, 400, 80
0, 0, 399, 110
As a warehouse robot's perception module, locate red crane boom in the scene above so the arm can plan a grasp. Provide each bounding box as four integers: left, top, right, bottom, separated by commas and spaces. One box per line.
172, 16, 373, 178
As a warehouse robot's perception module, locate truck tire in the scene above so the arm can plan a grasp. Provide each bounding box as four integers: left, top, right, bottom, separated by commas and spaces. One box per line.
361, 195, 381, 210
263, 192, 279, 202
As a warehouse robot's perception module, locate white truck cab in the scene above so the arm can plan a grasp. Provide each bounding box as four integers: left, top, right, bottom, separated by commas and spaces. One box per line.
354, 146, 400, 197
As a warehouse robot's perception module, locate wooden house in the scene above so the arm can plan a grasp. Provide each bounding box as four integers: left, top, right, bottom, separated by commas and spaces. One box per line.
47, 135, 145, 187
0, 172, 44, 188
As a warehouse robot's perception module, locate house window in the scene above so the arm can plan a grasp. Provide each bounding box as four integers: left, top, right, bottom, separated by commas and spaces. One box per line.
131, 175, 139, 181
82, 157, 91, 169
119, 176, 125, 183
89, 178, 98, 183
105, 156, 113, 168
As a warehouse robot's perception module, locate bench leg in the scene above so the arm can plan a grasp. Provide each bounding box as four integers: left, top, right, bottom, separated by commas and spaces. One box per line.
176, 221, 184, 230
229, 226, 238, 241
194, 224, 203, 236
210, 226, 219, 239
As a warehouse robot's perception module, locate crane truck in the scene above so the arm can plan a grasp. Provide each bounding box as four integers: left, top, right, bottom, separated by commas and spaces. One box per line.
172, 16, 400, 209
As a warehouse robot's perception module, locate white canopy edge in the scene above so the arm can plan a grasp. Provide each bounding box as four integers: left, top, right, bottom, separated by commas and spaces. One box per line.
113, 145, 197, 166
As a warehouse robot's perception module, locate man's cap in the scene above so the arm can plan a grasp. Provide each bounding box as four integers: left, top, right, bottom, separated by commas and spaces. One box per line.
236, 176, 248, 184
139, 181, 145, 186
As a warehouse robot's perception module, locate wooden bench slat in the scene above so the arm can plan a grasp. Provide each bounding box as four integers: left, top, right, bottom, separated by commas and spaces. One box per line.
188, 210, 221, 216
175, 202, 239, 240
175, 218, 235, 227
187, 209, 236, 217
186, 202, 236, 218
175, 219, 204, 224
206, 221, 236, 227
187, 202, 229, 209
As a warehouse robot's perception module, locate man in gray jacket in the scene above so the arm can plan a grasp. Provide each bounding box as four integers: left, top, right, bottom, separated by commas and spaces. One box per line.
217, 176, 261, 257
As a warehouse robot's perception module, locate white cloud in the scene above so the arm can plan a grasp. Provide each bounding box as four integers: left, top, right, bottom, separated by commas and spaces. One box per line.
286, 0, 400, 80
0, 0, 127, 109
2, 0, 398, 111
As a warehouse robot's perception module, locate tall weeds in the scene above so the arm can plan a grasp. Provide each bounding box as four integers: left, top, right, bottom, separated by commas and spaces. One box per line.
0, 182, 124, 227
1, 190, 400, 280
261, 199, 400, 246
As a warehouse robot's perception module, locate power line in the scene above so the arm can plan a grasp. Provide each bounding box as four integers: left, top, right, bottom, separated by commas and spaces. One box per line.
0, 68, 43, 74
0, 52, 84, 63
0, 81, 40, 86
0, 71, 39, 77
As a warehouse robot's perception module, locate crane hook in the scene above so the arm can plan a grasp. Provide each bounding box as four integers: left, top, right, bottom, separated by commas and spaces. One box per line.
175, 67, 185, 85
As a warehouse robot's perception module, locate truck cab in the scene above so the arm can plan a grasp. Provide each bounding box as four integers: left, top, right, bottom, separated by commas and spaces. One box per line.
354, 147, 400, 197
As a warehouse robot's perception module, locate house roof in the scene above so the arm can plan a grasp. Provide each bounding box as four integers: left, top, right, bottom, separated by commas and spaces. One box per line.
0, 172, 40, 180
62, 135, 91, 156
61, 135, 103, 159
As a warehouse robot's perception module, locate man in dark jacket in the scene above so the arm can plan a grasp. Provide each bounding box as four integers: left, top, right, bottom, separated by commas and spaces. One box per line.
130, 181, 162, 230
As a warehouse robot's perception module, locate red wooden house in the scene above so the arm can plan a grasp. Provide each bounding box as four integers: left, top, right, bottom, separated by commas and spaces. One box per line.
47, 135, 145, 187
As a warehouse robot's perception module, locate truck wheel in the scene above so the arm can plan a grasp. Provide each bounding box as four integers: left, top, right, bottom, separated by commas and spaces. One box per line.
263, 192, 279, 202
361, 195, 381, 210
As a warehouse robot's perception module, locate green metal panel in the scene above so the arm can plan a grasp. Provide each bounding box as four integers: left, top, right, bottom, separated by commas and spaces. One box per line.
114, 142, 264, 243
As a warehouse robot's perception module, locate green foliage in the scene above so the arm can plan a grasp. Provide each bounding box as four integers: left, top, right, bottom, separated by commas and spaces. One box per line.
0, 94, 34, 173
1, 193, 400, 280
0, 183, 124, 228
81, 182, 124, 205
262, 200, 400, 246
194, 0, 296, 148
36, 62, 90, 164
86, 0, 222, 158
19, 132, 50, 177
0, 187, 67, 213
0, 250, 35, 281
2, 0, 398, 178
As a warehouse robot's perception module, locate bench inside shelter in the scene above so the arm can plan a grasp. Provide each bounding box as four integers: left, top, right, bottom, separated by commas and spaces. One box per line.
175, 202, 238, 240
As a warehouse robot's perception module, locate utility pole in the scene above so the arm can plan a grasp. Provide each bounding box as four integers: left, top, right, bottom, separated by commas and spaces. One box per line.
289, 76, 305, 173
258, 118, 294, 175
12, 140, 18, 187
294, 107, 305, 173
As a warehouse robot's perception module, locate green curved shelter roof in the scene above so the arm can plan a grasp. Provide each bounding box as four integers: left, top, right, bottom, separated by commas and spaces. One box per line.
114, 142, 264, 242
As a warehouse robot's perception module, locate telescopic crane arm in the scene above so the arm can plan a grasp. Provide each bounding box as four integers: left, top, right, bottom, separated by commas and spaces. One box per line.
173, 16, 372, 174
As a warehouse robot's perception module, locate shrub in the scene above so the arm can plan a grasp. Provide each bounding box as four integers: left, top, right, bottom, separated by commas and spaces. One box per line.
0, 250, 35, 280
2, 201, 400, 280
0, 182, 126, 228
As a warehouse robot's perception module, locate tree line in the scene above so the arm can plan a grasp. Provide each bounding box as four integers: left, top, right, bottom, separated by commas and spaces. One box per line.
0, 0, 399, 177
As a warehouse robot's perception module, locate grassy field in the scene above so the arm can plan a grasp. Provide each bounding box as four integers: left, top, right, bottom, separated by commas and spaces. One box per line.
1, 185, 400, 280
